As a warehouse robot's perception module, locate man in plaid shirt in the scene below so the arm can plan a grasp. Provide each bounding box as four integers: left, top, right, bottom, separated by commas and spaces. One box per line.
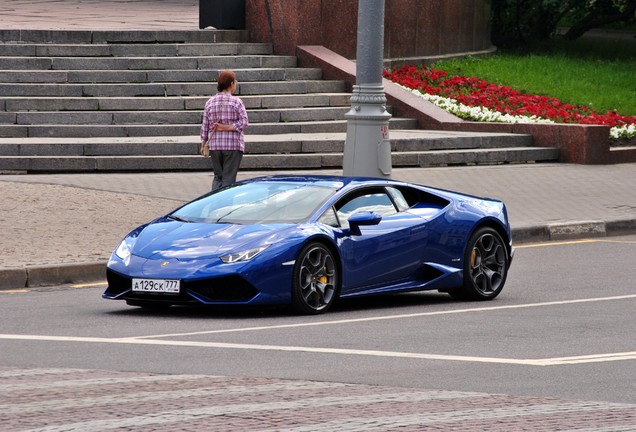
200, 70, 249, 190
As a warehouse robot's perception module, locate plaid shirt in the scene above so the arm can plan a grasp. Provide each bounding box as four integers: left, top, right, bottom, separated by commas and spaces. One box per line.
200, 92, 249, 151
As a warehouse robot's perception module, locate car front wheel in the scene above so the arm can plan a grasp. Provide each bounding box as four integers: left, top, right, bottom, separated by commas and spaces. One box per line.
291, 242, 338, 314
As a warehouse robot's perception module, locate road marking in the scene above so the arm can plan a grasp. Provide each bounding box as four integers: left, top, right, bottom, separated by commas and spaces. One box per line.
516, 239, 599, 248
2, 294, 635, 366
516, 238, 636, 249
137, 294, 636, 339
0, 333, 634, 367
0, 289, 30, 293
70, 281, 107, 289
2, 293, 636, 367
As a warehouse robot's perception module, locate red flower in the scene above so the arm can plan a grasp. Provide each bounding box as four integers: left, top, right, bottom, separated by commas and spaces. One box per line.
383, 65, 636, 128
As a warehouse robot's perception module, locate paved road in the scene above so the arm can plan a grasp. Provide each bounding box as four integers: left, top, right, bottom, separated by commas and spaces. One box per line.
1, 235, 635, 430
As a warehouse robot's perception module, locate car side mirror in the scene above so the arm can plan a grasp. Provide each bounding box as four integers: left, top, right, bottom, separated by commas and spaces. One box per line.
348, 211, 382, 235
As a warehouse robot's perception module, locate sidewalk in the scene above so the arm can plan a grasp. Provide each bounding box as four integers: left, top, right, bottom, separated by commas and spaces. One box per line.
1, 163, 636, 289
0, 0, 199, 30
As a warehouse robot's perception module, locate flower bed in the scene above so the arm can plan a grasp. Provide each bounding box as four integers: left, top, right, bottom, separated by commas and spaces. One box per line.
383, 65, 636, 140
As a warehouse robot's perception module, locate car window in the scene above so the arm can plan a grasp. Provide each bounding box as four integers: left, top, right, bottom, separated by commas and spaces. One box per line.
335, 189, 397, 228
171, 182, 335, 224
318, 206, 339, 227
386, 186, 410, 211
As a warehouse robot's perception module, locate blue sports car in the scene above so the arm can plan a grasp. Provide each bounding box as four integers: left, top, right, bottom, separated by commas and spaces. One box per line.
104, 175, 513, 314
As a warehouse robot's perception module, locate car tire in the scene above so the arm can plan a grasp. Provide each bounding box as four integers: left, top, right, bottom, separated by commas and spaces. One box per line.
291, 242, 339, 315
450, 227, 509, 301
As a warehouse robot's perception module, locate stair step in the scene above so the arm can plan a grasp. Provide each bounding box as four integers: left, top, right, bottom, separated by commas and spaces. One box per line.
0, 29, 250, 44
0, 81, 346, 97
0, 43, 273, 57
0, 132, 536, 156
0, 147, 560, 173
2, 107, 353, 125
393, 147, 560, 167
0, 68, 323, 84
0, 118, 419, 138
0, 94, 351, 111
0, 55, 299, 70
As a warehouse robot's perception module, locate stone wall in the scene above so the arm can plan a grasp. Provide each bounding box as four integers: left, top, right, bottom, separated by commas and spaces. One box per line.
245, 0, 493, 60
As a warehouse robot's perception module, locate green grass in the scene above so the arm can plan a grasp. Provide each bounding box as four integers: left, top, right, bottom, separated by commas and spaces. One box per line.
432, 38, 636, 116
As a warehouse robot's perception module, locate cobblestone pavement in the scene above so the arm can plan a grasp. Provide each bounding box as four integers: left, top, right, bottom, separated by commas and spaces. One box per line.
0, 0, 199, 30
1, 367, 636, 431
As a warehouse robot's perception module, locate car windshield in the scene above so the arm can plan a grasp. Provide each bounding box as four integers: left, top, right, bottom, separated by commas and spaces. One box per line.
169, 181, 336, 224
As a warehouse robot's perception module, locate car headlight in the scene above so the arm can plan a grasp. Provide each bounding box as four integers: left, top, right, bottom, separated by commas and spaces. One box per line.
114, 238, 134, 265
220, 245, 269, 263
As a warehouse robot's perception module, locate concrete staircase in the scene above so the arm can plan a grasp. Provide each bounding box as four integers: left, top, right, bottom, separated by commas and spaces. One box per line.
0, 29, 559, 173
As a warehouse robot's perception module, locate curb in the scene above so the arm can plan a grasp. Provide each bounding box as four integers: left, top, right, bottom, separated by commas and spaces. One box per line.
1, 219, 635, 291
0, 262, 105, 291
512, 218, 636, 243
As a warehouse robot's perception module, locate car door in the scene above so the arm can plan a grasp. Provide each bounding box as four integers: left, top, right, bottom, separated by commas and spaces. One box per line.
330, 187, 428, 293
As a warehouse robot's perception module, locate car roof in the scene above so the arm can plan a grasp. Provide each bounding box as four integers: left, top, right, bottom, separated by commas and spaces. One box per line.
240, 175, 499, 205
242, 175, 404, 190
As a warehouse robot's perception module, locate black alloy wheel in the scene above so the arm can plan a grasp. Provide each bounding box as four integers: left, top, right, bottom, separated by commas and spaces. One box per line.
291, 242, 339, 314
450, 227, 509, 301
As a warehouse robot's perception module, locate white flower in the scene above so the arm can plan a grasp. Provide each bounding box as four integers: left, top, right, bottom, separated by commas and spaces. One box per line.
398, 85, 635, 139
610, 123, 636, 139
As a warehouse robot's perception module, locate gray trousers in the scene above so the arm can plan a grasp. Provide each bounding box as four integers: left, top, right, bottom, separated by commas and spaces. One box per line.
210, 150, 243, 191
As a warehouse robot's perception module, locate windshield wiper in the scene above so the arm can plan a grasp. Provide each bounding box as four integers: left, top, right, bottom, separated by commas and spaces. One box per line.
213, 219, 242, 225
168, 214, 191, 223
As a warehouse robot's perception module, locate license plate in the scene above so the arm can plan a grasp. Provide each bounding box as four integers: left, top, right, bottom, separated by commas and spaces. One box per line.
132, 278, 180, 294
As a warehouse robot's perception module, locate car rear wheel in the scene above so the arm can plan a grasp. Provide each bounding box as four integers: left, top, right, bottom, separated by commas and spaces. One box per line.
450, 227, 508, 301
291, 242, 338, 314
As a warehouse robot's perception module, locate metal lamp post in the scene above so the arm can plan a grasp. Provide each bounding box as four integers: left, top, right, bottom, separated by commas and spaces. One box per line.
343, 0, 392, 178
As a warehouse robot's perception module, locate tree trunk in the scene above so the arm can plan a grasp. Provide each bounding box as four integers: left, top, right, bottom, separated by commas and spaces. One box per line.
563, 2, 636, 40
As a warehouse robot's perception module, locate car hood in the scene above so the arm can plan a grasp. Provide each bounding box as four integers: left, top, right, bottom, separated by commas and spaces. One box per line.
131, 218, 294, 260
